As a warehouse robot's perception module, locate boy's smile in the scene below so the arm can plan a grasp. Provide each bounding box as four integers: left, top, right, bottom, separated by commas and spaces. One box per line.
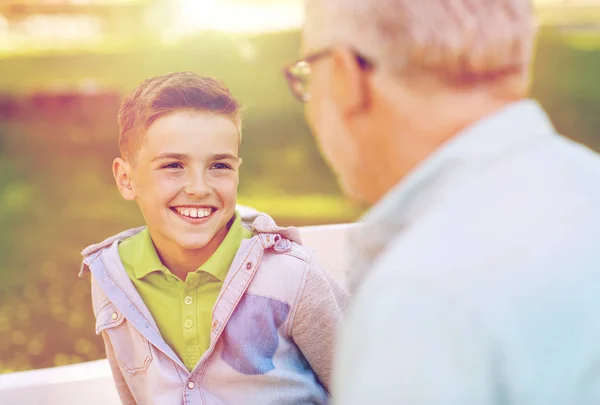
114, 110, 241, 277
171, 206, 214, 221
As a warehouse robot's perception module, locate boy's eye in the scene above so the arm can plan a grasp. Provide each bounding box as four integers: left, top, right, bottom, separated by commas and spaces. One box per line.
211, 162, 232, 170
161, 162, 183, 169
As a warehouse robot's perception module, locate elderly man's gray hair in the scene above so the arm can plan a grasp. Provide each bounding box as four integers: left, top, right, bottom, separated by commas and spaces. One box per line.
304, 0, 536, 84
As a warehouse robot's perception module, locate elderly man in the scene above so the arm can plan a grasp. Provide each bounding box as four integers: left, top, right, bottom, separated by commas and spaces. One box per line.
283, 0, 600, 403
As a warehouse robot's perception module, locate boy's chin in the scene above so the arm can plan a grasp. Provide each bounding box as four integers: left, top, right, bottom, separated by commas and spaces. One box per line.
174, 236, 214, 251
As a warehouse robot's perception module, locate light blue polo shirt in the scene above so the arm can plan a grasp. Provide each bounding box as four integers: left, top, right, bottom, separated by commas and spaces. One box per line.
334, 100, 600, 405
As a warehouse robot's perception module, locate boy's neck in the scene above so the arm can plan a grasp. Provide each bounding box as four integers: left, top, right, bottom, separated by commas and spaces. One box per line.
153, 221, 233, 281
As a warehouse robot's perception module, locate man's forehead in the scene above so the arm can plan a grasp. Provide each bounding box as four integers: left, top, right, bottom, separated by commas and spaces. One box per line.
301, 21, 335, 57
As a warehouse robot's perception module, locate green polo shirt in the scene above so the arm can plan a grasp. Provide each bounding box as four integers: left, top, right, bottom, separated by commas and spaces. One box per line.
118, 213, 252, 371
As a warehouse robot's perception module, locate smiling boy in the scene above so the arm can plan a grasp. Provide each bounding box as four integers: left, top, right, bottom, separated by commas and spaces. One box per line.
79, 72, 348, 405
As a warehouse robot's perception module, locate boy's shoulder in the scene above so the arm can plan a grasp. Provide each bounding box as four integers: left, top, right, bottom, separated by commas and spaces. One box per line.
80, 226, 146, 259
244, 212, 312, 262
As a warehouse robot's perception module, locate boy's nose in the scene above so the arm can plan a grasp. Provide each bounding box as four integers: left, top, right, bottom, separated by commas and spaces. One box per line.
184, 171, 210, 197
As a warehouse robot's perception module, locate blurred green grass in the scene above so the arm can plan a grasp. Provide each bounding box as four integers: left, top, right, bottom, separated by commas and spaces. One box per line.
0, 26, 599, 373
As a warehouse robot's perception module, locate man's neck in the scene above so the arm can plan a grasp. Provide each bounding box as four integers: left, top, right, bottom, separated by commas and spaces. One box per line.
368, 91, 521, 205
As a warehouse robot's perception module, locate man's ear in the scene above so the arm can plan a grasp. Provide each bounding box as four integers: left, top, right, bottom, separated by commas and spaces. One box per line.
113, 158, 136, 201
329, 47, 371, 116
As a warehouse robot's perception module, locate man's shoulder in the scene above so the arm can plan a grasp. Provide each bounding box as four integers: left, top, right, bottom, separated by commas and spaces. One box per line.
414, 134, 600, 249
358, 221, 600, 359
366, 189, 600, 323
378, 184, 600, 273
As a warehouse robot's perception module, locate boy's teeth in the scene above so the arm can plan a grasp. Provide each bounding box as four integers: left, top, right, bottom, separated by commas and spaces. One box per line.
176, 207, 212, 218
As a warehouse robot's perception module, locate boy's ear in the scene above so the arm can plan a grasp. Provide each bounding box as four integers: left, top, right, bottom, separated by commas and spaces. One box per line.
113, 158, 136, 201
238, 157, 243, 168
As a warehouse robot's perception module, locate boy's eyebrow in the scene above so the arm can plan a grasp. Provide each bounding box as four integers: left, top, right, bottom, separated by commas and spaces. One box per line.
150, 153, 189, 162
151, 152, 238, 162
211, 153, 238, 160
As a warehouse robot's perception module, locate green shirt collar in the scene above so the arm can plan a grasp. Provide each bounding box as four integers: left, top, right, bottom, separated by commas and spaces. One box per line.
122, 213, 250, 281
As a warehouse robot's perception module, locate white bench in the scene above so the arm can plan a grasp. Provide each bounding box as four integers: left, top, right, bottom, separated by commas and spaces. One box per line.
0, 222, 357, 405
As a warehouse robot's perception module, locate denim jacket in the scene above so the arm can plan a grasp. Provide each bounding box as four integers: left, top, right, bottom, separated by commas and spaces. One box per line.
80, 213, 348, 405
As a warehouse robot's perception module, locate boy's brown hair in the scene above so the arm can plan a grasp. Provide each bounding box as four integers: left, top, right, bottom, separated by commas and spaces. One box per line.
118, 72, 243, 162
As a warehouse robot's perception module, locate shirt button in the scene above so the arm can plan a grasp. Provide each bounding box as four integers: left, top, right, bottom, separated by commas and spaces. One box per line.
245, 262, 253, 270
111, 312, 118, 320
187, 381, 195, 390
184, 296, 193, 305
184, 319, 193, 329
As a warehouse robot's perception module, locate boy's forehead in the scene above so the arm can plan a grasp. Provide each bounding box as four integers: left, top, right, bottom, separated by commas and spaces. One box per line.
138, 112, 239, 154
134, 141, 239, 163
148, 111, 239, 135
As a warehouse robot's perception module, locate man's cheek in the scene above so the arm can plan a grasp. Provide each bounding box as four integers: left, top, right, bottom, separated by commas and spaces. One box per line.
305, 103, 318, 133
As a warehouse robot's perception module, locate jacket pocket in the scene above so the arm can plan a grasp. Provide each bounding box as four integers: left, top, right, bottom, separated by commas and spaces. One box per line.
96, 302, 153, 375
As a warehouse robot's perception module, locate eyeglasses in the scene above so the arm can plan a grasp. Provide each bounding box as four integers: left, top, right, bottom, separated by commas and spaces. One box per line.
283, 49, 373, 103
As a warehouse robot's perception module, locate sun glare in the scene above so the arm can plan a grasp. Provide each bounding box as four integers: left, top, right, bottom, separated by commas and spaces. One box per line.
173, 0, 303, 36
